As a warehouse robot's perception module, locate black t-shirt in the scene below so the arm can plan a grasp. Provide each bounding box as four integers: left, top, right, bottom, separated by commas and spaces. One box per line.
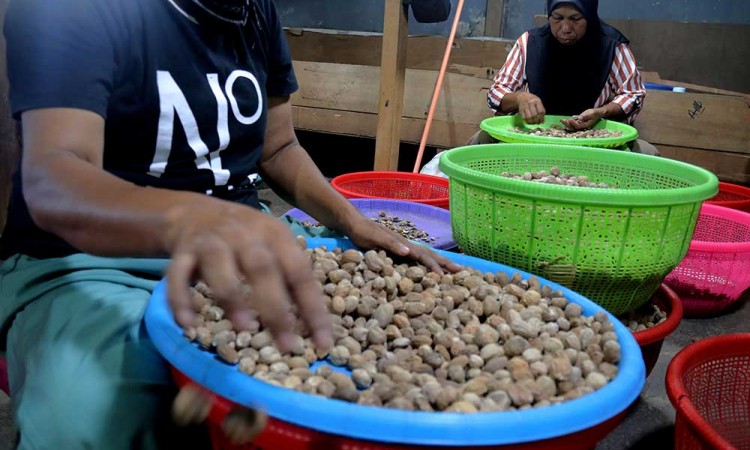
1, 0, 298, 259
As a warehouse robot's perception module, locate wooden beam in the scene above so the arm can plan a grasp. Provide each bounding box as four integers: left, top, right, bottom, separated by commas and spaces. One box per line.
657, 145, 750, 185
292, 106, 478, 148
374, 0, 409, 171
291, 61, 490, 126
641, 71, 750, 100
284, 28, 510, 75
484, 0, 505, 38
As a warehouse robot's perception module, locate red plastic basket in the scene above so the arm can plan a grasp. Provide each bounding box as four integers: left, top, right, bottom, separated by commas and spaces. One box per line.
666, 333, 750, 450
665, 204, 750, 317
706, 182, 750, 213
632, 284, 684, 378
330, 172, 450, 209
172, 369, 626, 450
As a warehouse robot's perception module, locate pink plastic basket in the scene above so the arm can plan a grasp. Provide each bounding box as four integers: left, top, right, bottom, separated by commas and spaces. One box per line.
665, 204, 750, 317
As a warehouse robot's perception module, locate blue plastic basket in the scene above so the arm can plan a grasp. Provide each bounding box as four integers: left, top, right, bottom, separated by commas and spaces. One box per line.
144, 238, 645, 447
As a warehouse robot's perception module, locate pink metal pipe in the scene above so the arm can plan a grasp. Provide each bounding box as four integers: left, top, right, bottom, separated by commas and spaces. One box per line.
412, 0, 466, 173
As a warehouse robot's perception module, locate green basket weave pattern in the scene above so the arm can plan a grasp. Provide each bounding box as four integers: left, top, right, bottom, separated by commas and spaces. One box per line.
480, 115, 639, 149
440, 144, 718, 315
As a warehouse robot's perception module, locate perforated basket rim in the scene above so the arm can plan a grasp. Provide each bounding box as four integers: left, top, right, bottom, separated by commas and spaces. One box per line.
666, 333, 750, 450
480, 115, 639, 148
689, 203, 750, 253
145, 238, 646, 447
330, 171, 449, 203
439, 144, 719, 207
707, 182, 750, 207
632, 284, 684, 347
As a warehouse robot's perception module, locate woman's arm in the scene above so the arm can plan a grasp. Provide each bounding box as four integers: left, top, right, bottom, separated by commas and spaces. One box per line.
487, 33, 529, 114
607, 43, 646, 124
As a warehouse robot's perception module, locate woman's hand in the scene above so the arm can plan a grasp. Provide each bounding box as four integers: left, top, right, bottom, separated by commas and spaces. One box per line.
517, 93, 547, 124
344, 215, 462, 275
561, 108, 603, 130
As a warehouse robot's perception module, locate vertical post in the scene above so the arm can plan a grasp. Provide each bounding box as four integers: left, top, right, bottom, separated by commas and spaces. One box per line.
484, 0, 506, 38
373, 0, 409, 171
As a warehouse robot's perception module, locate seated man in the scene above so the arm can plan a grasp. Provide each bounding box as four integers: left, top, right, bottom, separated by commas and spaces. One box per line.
0, 0, 459, 448
471, 0, 658, 155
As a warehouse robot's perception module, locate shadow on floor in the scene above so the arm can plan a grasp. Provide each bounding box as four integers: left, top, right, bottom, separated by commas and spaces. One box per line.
625, 426, 676, 449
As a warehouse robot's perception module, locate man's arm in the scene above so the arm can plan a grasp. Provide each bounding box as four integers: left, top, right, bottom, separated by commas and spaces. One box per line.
258, 97, 461, 275
21, 107, 332, 351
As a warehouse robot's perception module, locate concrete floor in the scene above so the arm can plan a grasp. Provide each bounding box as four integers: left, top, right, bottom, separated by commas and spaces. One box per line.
0, 186, 747, 450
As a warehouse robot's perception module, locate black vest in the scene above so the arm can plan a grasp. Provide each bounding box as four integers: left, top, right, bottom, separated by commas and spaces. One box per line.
525, 21, 628, 116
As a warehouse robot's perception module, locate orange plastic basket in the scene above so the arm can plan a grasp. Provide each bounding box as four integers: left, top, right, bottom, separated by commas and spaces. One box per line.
330, 172, 450, 209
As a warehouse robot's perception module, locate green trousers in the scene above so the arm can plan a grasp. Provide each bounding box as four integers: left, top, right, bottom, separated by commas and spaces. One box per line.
0, 216, 335, 449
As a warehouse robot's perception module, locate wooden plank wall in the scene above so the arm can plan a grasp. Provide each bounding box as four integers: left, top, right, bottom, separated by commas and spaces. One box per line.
291, 61, 489, 147
285, 29, 510, 78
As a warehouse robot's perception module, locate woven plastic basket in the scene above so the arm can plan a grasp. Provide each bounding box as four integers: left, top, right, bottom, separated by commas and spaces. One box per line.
439, 144, 719, 315
666, 333, 750, 450
706, 182, 750, 213
480, 115, 638, 149
145, 238, 646, 449
330, 172, 450, 209
630, 284, 683, 378
664, 204, 750, 317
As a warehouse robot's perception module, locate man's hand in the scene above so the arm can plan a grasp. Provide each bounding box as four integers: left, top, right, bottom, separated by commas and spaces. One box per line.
517, 93, 546, 124
164, 203, 333, 354
560, 108, 603, 131
344, 216, 462, 275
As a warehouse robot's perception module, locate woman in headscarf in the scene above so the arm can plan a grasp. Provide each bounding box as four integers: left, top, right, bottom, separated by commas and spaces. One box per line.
466, 0, 657, 155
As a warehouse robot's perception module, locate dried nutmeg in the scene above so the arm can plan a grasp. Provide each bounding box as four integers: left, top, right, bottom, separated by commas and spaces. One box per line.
184, 245, 621, 414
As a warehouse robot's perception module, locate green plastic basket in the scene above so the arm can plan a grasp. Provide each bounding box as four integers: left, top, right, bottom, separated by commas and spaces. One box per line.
439, 144, 719, 315
480, 115, 639, 149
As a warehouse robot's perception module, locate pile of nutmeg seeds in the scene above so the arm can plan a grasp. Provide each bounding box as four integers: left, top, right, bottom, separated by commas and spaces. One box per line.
182, 239, 622, 413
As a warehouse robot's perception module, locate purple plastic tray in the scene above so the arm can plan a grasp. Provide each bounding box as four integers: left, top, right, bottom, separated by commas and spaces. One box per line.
283, 199, 457, 250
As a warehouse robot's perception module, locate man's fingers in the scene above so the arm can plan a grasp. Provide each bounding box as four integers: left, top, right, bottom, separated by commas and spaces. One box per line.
272, 239, 333, 351
167, 252, 198, 328
237, 243, 296, 353
197, 238, 243, 303
222, 408, 268, 445
411, 245, 461, 275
